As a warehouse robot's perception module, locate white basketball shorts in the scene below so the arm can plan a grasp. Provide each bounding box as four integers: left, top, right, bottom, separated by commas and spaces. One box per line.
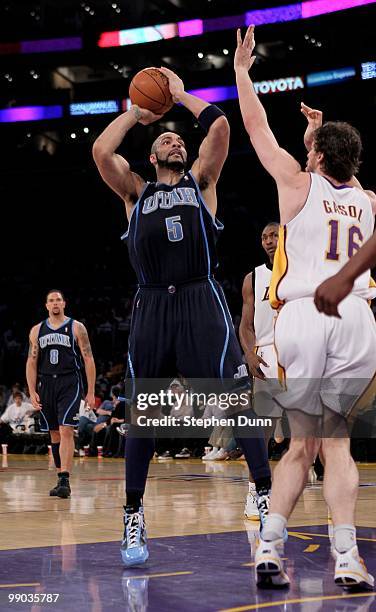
273, 295, 376, 417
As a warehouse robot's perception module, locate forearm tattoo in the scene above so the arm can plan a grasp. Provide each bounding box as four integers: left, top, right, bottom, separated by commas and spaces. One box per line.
28, 340, 38, 359
79, 325, 93, 358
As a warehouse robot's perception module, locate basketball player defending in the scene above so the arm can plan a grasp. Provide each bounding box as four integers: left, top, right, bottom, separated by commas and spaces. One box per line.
93, 67, 272, 566
240, 223, 283, 520
26, 290, 96, 498
235, 26, 376, 589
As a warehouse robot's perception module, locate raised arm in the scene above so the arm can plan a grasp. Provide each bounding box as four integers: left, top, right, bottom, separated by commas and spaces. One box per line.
26, 324, 42, 411
314, 231, 376, 317
92, 106, 161, 217
301, 103, 323, 152
234, 27, 301, 183
159, 67, 230, 214
234, 27, 310, 223
239, 273, 268, 380
74, 321, 96, 409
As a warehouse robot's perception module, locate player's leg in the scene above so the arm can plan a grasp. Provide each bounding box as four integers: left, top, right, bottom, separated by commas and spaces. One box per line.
214, 283, 273, 526
122, 289, 174, 566
176, 280, 272, 525
37, 376, 64, 496
320, 296, 376, 590
50, 429, 61, 469
321, 435, 373, 589
255, 298, 325, 587
48, 429, 62, 496
255, 412, 321, 588
247, 344, 282, 520
59, 425, 75, 473
54, 373, 82, 498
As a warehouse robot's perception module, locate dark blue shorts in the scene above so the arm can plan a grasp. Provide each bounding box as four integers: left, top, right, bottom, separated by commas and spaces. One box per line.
125, 278, 249, 400
38, 372, 83, 431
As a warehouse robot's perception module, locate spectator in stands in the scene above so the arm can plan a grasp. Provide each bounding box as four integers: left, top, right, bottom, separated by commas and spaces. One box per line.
77, 399, 114, 454
6, 383, 30, 406
0, 391, 35, 451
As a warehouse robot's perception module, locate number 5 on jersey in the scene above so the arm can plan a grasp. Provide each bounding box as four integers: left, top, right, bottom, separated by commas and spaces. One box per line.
166, 215, 183, 242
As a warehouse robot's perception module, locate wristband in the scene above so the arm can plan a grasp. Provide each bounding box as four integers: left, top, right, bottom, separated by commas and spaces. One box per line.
197, 104, 225, 132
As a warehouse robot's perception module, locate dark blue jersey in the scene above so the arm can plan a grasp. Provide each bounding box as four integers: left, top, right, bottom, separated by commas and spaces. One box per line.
37, 318, 81, 375
122, 171, 223, 284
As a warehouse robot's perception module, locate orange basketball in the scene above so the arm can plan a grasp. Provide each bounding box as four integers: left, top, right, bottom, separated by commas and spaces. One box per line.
129, 67, 173, 115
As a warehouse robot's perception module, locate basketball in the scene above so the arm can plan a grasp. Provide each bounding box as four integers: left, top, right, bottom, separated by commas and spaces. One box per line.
129, 67, 174, 115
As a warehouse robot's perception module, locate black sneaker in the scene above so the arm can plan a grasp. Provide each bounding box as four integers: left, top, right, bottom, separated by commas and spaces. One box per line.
174, 448, 191, 458
157, 451, 173, 461
50, 473, 71, 498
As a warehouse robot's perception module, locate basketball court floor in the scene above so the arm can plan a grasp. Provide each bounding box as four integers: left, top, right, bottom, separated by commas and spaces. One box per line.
1, 454, 376, 611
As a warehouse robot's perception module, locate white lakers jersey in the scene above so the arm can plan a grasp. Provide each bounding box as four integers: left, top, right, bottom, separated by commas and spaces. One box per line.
254, 264, 274, 347
270, 173, 376, 307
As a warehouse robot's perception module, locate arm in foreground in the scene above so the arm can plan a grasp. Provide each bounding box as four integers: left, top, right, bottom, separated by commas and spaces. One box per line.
314, 232, 376, 317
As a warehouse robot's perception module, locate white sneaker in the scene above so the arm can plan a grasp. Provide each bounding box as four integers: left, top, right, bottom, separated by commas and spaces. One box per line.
244, 486, 259, 521
214, 448, 228, 461
202, 448, 218, 461
333, 545, 374, 590
255, 537, 290, 589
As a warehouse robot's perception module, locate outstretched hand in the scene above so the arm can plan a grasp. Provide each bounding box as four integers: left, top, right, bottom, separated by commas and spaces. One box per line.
159, 67, 184, 103
234, 25, 257, 72
301, 102, 323, 151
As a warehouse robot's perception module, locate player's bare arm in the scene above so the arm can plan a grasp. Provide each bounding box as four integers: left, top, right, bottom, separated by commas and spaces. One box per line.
74, 321, 96, 408
26, 324, 42, 410
301, 103, 323, 152
92, 107, 161, 217
239, 273, 268, 380
160, 66, 230, 216
315, 231, 376, 317
234, 26, 309, 223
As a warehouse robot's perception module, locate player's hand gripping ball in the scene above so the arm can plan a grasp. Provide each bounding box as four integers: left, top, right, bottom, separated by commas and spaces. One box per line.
129, 68, 174, 115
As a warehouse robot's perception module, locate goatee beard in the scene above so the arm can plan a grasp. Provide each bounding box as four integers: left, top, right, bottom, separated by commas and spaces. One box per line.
156, 154, 186, 173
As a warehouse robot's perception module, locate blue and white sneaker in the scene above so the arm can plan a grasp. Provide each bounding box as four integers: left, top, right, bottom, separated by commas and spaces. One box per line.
121, 506, 149, 567
256, 489, 270, 535
256, 490, 288, 543
122, 575, 149, 611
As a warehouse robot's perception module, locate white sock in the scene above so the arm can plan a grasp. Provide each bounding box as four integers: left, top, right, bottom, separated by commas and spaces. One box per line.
333, 524, 356, 553
212, 447, 218, 453
248, 482, 256, 493
262, 513, 287, 542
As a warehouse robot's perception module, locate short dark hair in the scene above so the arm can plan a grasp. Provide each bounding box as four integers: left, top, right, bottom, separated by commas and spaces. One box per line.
13, 391, 23, 399
46, 289, 65, 301
313, 121, 362, 183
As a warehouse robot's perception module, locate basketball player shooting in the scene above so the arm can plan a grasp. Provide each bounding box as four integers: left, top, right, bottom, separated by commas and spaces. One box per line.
235, 25, 376, 590
93, 67, 272, 567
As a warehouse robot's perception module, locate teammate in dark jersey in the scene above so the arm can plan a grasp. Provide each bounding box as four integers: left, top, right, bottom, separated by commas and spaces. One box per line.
26, 290, 96, 498
93, 68, 271, 567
